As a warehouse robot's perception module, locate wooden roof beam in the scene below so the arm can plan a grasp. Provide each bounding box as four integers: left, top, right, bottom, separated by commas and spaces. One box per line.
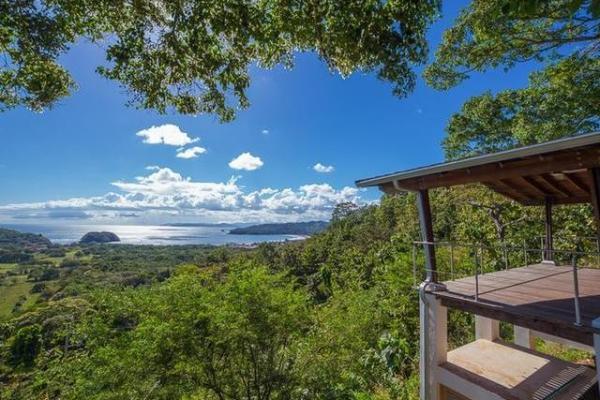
394, 147, 600, 191
563, 173, 590, 194
518, 176, 553, 198
539, 173, 573, 198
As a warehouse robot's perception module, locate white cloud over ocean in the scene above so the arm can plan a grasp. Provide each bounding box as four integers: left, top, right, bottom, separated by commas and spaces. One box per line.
0, 167, 361, 223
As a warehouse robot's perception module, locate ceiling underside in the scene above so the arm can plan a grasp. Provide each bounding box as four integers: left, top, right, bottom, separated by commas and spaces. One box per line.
378, 144, 600, 206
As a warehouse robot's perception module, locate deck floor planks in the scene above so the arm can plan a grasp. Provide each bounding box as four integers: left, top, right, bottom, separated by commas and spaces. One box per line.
430, 264, 600, 345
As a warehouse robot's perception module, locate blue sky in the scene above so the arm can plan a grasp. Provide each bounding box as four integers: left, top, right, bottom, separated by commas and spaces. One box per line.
0, 2, 540, 224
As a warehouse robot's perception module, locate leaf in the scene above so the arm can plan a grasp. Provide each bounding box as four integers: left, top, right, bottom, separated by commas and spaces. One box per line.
590, 0, 600, 17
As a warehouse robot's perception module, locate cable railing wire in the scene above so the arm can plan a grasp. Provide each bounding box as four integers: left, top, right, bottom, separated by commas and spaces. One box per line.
411, 240, 600, 327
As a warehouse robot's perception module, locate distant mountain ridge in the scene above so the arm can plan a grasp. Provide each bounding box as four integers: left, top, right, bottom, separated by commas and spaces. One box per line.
228, 221, 328, 236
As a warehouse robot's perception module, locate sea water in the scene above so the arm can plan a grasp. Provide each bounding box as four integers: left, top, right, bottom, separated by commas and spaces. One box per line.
1, 223, 304, 246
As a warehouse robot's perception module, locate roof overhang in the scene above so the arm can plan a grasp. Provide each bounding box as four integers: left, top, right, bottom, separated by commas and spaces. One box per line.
356, 133, 600, 206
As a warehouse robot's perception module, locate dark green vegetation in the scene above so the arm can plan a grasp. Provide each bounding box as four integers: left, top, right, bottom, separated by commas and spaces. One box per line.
0, 191, 597, 399
425, 0, 600, 159
1, 0, 439, 120
79, 231, 120, 244
1, 0, 598, 398
229, 221, 329, 236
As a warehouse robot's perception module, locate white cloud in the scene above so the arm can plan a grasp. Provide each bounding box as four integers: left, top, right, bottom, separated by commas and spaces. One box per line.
176, 146, 207, 159
313, 163, 335, 173
229, 152, 264, 171
0, 168, 361, 223
136, 124, 199, 146
261, 129, 269, 135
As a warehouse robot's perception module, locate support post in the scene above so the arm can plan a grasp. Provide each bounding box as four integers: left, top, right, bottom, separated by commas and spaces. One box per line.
543, 196, 554, 263
475, 316, 500, 341
417, 190, 437, 283
514, 325, 535, 349
592, 318, 600, 397
589, 168, 600, 248
420, 284, 447, 400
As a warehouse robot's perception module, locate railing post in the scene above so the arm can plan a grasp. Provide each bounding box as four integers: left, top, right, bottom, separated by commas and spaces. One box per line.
474, 246, 480, 302
540, 236, 544, 260
412, 243, 417, 287
596, 236, 600, 267
449, 242, 454, 279
503, 243, 509, 270
572, 254, 582, 326
523, 239, 528, 266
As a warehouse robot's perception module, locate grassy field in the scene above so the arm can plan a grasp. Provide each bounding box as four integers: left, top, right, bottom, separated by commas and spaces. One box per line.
0, 275, 38, 319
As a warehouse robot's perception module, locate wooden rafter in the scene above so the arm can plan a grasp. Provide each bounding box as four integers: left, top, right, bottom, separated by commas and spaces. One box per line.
519, 176, 552, 198
564, 173, 590, 194
539, 174, 573, 198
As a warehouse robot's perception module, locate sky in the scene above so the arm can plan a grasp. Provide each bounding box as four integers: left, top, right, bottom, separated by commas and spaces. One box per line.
0, 2, 541, 225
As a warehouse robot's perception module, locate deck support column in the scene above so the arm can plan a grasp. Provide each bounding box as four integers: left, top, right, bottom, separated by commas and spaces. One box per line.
543, 197, 554, 264
589, 168, 600, 249
416, 189, 437, 283
420, 284, 447, 400
475, 316, 499, 341
514, 325, 535, 349
593, 317, 600, 397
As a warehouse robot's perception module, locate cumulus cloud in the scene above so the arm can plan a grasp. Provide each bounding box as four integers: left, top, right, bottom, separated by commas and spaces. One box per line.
229, 152, 264, 171
313, 163, 335, 173
0, 167, 360, 223
136, 124, 199, 146
176, 146, 207, 159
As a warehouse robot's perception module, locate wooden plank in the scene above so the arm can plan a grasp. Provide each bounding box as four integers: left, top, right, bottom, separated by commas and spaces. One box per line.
439, 295, 593, 345
432, 264, 600, 345
441, 340, 597, 400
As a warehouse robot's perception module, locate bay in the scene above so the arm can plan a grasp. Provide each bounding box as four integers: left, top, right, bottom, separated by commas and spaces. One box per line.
0, 223, 304, 246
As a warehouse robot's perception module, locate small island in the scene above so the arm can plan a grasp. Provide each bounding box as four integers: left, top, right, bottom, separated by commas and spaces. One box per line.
228, 221, 328, 236
80, 231, 120, 244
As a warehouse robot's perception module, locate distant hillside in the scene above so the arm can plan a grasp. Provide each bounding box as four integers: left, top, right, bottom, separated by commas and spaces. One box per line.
228, 221, 328, 236
0, 228, 51, 249
80, 231, 121, 244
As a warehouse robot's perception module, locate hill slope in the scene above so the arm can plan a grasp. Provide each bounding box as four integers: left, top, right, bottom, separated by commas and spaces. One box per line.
228, 221, 328, 236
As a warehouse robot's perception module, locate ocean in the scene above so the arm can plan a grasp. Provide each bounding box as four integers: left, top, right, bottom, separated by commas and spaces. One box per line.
0, 223, 304, 246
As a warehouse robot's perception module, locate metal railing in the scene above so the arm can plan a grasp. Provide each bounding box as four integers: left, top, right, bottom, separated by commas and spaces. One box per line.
411, 240, 600, 327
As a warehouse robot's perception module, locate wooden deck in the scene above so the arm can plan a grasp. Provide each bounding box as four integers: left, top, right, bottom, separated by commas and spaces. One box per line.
429, 263, 600, 345
439, 339, 598, 400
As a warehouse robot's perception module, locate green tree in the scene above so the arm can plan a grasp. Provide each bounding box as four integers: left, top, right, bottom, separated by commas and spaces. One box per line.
2, 0, 440, 120
50, 265, 310, 400
424, 0, 600, 159
10, 324, 42, 367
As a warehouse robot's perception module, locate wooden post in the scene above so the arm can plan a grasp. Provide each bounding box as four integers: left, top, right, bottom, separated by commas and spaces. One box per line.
514, 325, 535, 349
417, 189, 437, 282
475, 316, 500, 341
420, 285, 447, 400
543, 197, 554, 263
589, 168, 600, 247
592, 317, 600, 397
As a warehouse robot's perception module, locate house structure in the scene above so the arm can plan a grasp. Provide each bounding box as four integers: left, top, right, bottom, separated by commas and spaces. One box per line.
356, 133, 600, 400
